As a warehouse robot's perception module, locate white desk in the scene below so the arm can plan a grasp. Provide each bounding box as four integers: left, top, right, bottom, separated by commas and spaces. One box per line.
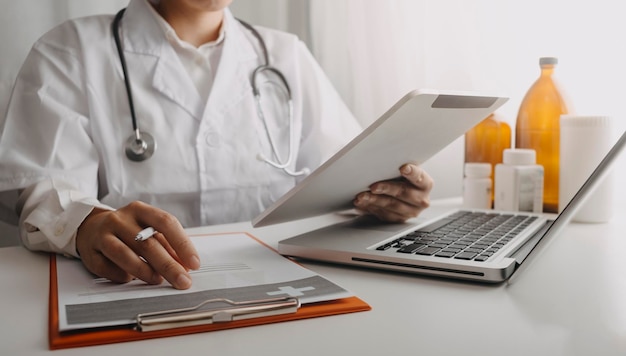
2, 199, 626, 356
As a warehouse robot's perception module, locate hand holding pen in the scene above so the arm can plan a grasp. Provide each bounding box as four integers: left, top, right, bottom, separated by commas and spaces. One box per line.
75, 202, 201, 290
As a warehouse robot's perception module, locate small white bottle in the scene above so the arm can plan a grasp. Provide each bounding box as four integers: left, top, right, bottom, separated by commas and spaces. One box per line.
462, 163, 492, 209
494, 149, 544, 213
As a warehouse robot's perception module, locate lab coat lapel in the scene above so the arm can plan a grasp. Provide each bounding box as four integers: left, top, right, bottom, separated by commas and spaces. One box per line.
204, 10, 258, 119
151, 50, 204, 121
123, 0, 204, 121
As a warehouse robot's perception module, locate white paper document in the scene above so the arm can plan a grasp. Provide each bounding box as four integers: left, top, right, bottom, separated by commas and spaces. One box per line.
56, 233, 352, 331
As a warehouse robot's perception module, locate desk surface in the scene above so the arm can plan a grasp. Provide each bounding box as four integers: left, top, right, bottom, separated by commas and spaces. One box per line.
2, 199, 626, 356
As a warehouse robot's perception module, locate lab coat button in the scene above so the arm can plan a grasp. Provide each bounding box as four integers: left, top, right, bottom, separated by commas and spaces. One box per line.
205, 131, 220, 147
54, 223, 66, 236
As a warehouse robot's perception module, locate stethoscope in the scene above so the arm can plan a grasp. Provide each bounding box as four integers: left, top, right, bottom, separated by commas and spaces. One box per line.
112, 8, 308, 176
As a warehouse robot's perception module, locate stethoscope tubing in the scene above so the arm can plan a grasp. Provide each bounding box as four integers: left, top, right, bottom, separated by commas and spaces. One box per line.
112, 9, 137, 137
112, 8, 306, 175
113, 8, 157, 161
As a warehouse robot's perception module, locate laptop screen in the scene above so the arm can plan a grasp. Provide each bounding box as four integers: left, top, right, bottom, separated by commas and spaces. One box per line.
507, 128, 626, 283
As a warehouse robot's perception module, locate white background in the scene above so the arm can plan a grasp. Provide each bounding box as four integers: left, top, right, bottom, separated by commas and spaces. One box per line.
1, 0, 625, 244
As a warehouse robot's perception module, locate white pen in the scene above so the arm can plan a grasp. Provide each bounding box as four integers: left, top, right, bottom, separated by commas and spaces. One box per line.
135, 227, 157, 241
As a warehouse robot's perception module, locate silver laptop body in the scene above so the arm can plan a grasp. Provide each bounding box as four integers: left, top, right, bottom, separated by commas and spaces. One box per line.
277, 208, 551, 283
256, 90, 626, 283
278, 116, 624, 282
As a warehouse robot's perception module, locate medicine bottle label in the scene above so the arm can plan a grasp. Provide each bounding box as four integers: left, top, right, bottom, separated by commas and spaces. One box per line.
517, 169, 543, 212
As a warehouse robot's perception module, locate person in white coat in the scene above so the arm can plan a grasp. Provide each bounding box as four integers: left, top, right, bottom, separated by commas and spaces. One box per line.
0, 0, 433, 289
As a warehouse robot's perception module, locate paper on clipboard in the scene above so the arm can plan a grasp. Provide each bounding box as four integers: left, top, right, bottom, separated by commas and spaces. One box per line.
56, 232, 354, 332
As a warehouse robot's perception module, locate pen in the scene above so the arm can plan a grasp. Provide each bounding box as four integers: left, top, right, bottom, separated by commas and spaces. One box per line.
135, 227, 157, 241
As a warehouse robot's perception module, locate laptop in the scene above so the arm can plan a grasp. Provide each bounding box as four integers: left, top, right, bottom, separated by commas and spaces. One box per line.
252, 89, 626, 283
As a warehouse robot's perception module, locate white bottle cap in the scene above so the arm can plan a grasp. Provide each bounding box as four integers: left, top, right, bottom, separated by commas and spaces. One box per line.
464, 162, 491, 178
502, 148, 536, 165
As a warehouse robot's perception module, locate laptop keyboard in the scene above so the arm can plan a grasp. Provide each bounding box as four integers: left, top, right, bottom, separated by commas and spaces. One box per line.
375, 211, 538, 262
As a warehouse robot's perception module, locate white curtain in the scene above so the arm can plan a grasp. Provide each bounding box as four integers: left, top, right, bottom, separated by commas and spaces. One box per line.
309, 0, 482, 198
0, 0, 127, 246
306, 0, 626, 200
307, 0, 626, 126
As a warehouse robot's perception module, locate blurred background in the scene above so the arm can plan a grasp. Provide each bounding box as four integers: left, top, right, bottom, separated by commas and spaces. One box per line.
2, 0, 625, 244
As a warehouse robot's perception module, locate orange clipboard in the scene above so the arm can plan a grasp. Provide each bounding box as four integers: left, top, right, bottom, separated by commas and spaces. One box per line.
48, 232, 371, 350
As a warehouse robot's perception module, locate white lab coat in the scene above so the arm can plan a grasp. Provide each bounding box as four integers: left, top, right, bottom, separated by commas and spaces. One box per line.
0, 0, 361, 257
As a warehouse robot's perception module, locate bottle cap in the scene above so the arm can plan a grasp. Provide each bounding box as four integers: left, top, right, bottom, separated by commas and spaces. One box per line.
539, 57, 558, 65
503, 148, 536, 165
464, 162, 491, 178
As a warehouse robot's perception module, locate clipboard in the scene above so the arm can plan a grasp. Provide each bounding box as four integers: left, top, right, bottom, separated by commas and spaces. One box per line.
48, 232, 370, 350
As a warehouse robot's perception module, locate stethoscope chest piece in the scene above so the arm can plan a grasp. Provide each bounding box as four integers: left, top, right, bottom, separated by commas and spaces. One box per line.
125, 131, 156, 162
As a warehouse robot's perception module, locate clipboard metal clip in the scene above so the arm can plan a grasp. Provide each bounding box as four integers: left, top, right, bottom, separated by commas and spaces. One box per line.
135, 296, 301, 332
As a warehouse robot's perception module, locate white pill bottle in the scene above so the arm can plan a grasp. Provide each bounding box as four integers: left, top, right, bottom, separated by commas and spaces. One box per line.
462, 162, 492, 209
494, 149, 544, 213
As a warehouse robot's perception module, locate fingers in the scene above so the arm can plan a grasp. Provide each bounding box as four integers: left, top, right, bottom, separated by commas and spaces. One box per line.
354, 191, 425, 222
353, 192, 414, 222
116, 203, 198, 289
399, 164, 433, 192
353, 164, 433, 222
127, 201, 200, 271
125, 232, 191, 288
79, 235, 136, 284
96, 234, 163, 285
76, 203, 200, 290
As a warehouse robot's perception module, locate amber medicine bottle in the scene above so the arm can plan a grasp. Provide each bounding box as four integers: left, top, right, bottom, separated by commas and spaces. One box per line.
515, 57, 569, 213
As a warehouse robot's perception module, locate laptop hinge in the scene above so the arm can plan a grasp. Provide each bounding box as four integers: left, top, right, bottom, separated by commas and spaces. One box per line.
509, 220, 553, 264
